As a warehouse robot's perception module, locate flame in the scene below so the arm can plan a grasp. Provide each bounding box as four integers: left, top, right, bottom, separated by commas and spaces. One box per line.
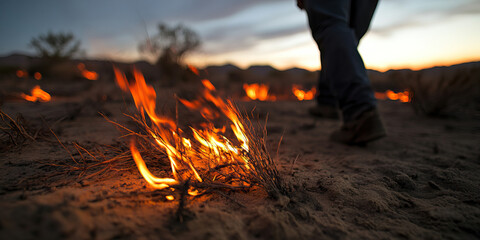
166, 195, 174, 201
16, 70, 27, 78
374, 92, 387, 100
77, 63, 98, 80
188, 64, 200, 75
34, 72, 42, 80
375, 90, 410, 103
114, 66, 255, 193
292, 85, 316, 101
243, 83, 276, 101
20, 85, 51, 102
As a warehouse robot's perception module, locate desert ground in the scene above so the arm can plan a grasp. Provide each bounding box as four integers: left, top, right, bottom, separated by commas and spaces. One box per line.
0, 64, 479, 240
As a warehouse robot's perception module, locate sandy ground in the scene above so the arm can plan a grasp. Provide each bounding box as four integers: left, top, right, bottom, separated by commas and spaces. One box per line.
0, 80, 479, 240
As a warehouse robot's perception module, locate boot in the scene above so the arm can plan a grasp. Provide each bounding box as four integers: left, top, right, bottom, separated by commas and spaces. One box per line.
330, 108, 386, 145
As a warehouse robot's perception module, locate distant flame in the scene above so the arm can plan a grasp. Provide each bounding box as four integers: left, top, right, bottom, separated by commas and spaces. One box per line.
292, 85, 316, 101
77, 63, 98, 80
374, 92, 387, 100
20, 85, 51, 102
375, 90, 410, 103
16, 70, 27, 78
114, 65, 255, 193
34, 72, 42, 80
188, 64, 199, 75
243, 83, 276, 101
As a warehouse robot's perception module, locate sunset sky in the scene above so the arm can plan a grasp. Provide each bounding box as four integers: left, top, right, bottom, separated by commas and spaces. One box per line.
1, 0, 479, 71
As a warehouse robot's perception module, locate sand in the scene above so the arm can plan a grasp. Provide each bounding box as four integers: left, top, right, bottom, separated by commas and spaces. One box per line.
0, 80, 479, 240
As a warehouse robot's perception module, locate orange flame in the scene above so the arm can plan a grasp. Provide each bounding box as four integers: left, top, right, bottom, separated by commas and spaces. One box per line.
114, 66, 254, 193
375, 90, 410, 103
16, 70, 27, 78
188, 64, 200, 76
34, 72, 42, 80
243, 83, 276, 101
77, 63, 98, 80
20, 85, 51, 102
374, 92, 387, 100
292, 85, 316, 101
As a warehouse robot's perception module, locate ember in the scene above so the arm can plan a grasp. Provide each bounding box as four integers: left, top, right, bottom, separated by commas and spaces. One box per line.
112, 66, 283, 196
292, 85, 316, 101
16, 70, 27, 78
34, 72, 42, 80
20, 85, 51, 102
77, 63, 98, 80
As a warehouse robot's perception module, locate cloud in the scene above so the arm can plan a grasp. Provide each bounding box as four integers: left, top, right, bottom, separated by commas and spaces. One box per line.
370, 0, 480, 36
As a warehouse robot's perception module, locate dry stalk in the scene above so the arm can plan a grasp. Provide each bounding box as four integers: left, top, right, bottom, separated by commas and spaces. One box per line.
0, 110, 36, 145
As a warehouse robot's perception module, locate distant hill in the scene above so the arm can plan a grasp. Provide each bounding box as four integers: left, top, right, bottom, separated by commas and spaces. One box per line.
247, 65, 277, 76
0, 53, 32, 67
204, 64, 241, 75
1, 53, 479, 91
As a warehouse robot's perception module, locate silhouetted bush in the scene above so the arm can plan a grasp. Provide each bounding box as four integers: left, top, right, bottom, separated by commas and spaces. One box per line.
28, 32, 83, 80
138, 23, 201, 85
30, 32, 82, 62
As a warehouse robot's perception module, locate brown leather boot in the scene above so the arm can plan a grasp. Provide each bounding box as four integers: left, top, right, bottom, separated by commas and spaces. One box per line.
330, 109, 386, 145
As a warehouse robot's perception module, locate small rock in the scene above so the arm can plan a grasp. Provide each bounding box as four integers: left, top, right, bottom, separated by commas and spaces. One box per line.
394, 173, 416, 190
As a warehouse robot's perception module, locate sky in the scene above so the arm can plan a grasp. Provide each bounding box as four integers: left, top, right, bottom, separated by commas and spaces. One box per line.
1, 0, 479, 71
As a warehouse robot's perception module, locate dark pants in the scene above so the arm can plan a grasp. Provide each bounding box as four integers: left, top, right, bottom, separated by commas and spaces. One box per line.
305, 0, 378, 121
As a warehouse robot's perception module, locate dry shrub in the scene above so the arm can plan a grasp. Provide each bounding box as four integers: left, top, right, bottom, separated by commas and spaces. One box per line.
407, 63, 480, 118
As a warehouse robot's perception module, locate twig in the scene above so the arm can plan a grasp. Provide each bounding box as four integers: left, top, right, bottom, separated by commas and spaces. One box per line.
49, 128, 78, 165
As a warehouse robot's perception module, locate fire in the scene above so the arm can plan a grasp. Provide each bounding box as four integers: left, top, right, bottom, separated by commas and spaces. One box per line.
20, 85, 51, 102
16, 70, 27, 78
292, 85, 316, 101
374, 92, 387, 100
243, 83, 277, 101
114, 66, 259, 193
375, 90, 410, 103
34, 72, 42, 80
188, 64, 199, 75
77, 63, 98, 80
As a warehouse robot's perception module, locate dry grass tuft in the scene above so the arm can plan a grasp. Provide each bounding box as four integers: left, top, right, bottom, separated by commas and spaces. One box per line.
407, 64, 480, 118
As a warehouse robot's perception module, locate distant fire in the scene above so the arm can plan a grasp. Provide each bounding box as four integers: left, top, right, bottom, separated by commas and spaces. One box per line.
34, 72, 42, 80
77, 63, 98, 80
292, 85, 316, 101
20, 85, 51, 102
16, 70, 28, 78
375, 90, 410, 103
243, 83, 276, 101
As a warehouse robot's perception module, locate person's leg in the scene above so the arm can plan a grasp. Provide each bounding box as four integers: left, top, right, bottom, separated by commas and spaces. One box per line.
315, 69, 336, 106
350, 0, 378, 43
314, 0, 378, 108
308, 1, 344, 119
304, 0, 384, 143
309, 68, 339, 119
305, 0, 376, 122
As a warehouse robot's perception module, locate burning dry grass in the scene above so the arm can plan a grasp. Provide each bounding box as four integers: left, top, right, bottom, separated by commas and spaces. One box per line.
109, 66, 286, 198
20, 85, 51, 102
